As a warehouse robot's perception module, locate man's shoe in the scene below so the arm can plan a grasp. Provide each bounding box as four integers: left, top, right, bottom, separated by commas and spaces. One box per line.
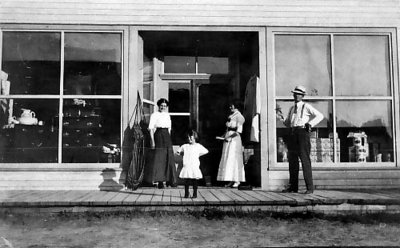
157, 182, 164, 189
304, 190, 314, 194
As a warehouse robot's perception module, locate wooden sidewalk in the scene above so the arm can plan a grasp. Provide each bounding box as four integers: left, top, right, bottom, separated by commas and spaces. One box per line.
1, 188, 400, 215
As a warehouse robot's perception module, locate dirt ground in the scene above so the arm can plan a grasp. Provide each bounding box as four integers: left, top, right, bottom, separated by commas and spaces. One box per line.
0, 210, 399, 248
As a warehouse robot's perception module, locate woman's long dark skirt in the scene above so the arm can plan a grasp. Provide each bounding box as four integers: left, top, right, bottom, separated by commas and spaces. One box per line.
144, 128, 177, 185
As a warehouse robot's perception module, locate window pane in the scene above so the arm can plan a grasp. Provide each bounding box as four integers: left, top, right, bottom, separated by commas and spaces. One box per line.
336, 101, 393, 162
64, 33, 122, 95
164, 56, 195, 73
198, 57, 229, 74
169, 82, 190, 112
334, 35, 391, 96
0, 99, 59, 163
62, 99, 121, 163
2, 32, 61, 95
275, 35, 332, 96
276, 100, 334, 162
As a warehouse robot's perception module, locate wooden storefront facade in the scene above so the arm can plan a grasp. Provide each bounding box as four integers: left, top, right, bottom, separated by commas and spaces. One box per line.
0, 0, 400, 190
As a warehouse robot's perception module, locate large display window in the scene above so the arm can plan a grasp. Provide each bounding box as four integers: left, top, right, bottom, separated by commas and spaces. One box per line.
274, 30, 396, 165
0, 30, 122, 163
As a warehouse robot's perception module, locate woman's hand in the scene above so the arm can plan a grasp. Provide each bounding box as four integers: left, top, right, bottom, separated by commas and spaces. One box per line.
149, 129, 155, 149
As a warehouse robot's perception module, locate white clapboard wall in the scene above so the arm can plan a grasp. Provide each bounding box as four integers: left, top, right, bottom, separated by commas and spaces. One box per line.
0, 0, 399, 27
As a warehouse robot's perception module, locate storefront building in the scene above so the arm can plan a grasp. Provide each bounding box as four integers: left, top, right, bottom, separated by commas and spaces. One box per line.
0, 0, 399, 190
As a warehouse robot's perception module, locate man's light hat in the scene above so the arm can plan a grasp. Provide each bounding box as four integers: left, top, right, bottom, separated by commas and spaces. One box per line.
291, 85, 307, 95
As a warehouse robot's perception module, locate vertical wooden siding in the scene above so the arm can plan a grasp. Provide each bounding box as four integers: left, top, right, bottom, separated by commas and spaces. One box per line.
0, 0, 399, 27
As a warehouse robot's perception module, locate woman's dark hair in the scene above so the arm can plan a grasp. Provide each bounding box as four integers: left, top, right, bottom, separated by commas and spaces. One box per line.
187, 129, 199, 142
229, 99, 244, 112
157, 98, 169, 107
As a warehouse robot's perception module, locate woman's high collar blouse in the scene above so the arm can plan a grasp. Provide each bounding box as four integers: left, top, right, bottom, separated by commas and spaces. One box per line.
148, 111, 171, 130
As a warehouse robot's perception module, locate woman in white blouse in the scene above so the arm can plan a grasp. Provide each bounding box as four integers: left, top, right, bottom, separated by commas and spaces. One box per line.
146, 98, 177, 189
217, 100, 246, 188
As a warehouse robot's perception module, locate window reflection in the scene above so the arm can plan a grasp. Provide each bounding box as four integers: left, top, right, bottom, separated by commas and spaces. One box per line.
275, 35, 332, 96
0, 99, 59, 163
2, 32, 61, 95
64, 33, 122, 95
334, 35, 391, 96
336, 101, 393, 162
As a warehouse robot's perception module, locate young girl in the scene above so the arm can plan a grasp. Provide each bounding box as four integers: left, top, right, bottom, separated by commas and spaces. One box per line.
176, 130, 209, 198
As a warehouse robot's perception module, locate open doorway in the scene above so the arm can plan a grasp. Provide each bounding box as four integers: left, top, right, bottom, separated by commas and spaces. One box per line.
140, 31, 260, 187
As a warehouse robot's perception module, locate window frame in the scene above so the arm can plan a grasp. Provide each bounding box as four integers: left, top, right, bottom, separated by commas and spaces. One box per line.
0, 24, 129, 167
267, 27, 399, 169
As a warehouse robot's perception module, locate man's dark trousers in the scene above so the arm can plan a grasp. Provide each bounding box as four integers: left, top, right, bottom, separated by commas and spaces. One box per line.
287, 128, 313, 191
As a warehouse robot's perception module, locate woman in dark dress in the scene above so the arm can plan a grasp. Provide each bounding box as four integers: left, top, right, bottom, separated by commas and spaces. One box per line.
146, 98, 177, 188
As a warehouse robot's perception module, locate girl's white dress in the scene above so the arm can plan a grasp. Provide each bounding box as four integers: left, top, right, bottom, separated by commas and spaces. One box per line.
217, 110, 246, 182
178, 143, 209, 179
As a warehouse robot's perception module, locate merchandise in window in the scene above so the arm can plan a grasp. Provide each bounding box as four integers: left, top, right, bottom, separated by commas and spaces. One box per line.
336, 101, 393, 162
0, 31, 123, 164
275, 32, 395, 164
0, 99, 59, 163
61, 99, 121, 163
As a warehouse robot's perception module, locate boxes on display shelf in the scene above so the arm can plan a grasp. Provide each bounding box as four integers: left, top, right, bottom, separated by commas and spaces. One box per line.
310, 150, 340, 163
310, 137, 340, 162
61, 99, 103, 163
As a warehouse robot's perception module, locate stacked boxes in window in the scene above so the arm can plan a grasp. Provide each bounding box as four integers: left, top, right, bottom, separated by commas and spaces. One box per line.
62, 103, 102, 163
310, 138, 340, 162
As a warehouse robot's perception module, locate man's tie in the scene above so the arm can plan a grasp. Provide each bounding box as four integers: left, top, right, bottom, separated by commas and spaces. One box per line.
290, 104, 298, 127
